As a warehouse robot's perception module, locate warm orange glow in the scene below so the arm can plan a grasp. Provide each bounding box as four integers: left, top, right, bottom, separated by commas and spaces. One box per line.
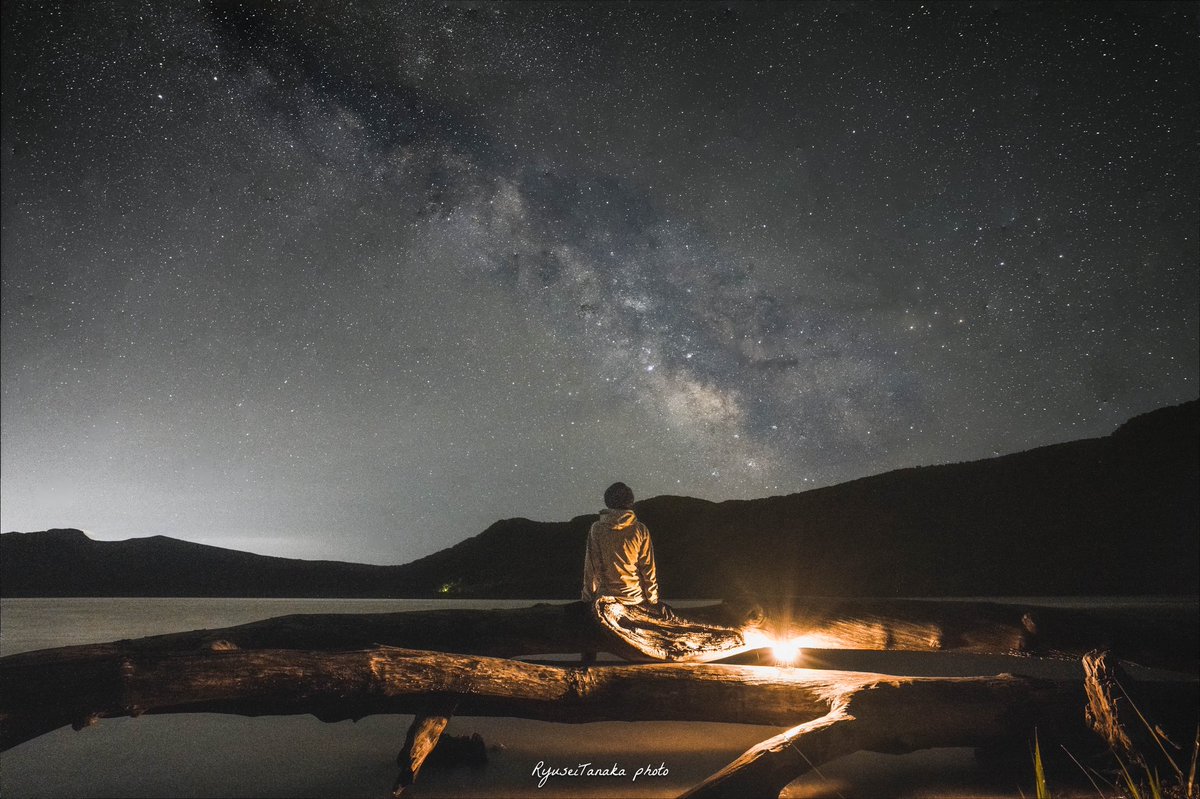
743, 628, 804, 665
771, 637, 802, 665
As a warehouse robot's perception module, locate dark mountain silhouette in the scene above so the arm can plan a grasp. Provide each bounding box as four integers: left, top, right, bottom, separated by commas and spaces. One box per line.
3, 400, 1196, 598
0, 529, 408, 598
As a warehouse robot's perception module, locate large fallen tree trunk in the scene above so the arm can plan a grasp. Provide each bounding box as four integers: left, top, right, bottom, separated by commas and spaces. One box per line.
6, 642, 1192, 751
2, 599, 1192, 752
5, 645, 840, 750
4, 642, 1195, 796
10, 599, 1191, 670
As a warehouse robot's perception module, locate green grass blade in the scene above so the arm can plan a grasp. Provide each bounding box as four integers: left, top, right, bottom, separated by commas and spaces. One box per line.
1113, 675, 1184, 781
1034, 733, 1052, 799
1147, 766, 1162, 799
1118, 755, 1143, 799
1187, 726, 1198, 799
1059, 744, 1107, 797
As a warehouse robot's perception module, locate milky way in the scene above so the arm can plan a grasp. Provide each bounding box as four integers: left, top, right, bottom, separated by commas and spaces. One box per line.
2, 2, 1196, 563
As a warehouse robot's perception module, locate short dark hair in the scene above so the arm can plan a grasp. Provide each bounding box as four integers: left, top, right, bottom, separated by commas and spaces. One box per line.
604, 482, 635, 510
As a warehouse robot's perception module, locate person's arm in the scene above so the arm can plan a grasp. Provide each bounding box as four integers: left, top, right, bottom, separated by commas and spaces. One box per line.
637, 526, 660, 606
581, 529, 595, 601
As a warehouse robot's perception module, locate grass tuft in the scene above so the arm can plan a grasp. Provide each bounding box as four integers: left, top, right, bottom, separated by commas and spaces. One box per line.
1032, 687, 1199, 799
1035, 732, 1053, 799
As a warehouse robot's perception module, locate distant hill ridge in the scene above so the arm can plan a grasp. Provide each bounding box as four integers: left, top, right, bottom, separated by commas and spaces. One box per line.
3, 400, 1197, 598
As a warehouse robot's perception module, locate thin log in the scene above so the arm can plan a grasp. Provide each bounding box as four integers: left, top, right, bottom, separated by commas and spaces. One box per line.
4, 599, 1191, 670
679, 704, 859, 799
393, 700, 457, 798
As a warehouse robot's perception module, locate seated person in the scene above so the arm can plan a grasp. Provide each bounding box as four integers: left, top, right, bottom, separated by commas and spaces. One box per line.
581, 481, 675, 620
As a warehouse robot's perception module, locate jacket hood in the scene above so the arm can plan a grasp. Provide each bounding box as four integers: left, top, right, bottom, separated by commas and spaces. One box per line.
597, 508, 637, 530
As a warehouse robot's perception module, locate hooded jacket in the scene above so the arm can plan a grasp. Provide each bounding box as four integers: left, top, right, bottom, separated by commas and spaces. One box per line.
581, 508, 660, 605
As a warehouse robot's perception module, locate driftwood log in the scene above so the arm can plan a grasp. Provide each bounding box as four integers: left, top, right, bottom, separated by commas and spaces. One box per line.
2, 601, 1196, 797
5, 598, 1190, 668
683, 649, 1199, 798
751, 597, 1198, 672
2, 646, 841, 750
392, 699, 457, 797
3, 643, 1196, 797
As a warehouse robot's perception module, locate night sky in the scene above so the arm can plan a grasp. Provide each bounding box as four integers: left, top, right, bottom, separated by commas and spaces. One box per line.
2, 2, 1197, 564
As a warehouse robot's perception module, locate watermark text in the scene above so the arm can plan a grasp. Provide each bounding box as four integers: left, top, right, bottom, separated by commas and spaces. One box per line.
530, 760, 670, 788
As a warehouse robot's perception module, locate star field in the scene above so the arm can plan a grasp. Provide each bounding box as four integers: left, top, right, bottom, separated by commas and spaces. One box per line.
2, 2, 1196, 564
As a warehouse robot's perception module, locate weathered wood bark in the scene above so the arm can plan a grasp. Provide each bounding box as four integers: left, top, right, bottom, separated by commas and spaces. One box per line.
0, 645, 842, 750
682, 656, 1200, 799
393, 700, 456, 797
6, 643, 1195, 794
11, 642, 1192, 757
4, 639, 1197, 799
754, 597, 1198, 672
6, 599, 1190, 670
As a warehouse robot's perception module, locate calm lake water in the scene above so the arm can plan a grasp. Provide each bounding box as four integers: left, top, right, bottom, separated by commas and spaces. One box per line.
1, 597, 1191, 798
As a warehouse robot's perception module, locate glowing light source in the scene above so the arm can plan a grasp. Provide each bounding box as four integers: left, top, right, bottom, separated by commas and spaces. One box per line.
743, 628, 804, 665
771, 637, 802, 665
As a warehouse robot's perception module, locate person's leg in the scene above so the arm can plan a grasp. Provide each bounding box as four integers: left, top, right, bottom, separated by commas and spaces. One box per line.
571, 600, 599, 665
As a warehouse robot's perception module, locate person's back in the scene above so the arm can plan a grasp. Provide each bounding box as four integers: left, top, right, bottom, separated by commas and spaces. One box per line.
579, 482, 676, 666
581, 505, 659, 605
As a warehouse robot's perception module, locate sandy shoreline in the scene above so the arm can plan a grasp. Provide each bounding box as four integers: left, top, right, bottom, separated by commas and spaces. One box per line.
3, 712, 1092, 798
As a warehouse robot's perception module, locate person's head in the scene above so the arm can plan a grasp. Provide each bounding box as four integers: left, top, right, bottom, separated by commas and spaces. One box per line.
604, 482, 635, 510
